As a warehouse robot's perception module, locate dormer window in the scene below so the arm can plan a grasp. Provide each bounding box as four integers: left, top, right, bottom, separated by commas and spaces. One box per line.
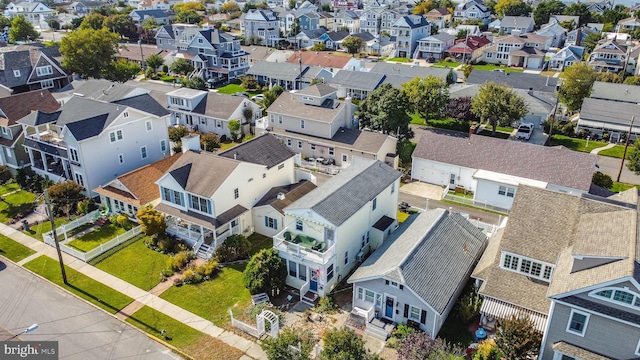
500, 252, 554, 282
590, 287, 640, 309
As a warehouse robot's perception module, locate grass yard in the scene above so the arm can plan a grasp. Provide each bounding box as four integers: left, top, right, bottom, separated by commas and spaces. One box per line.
0, 183, 20, 195
410, 113, 425, 125
387, 57, 411, 63
218, 134, 255, 151
598, 145, 628, 159
0, 190, 37, 223
66, 223, 130, 252
0, 234, 35, 262
24, 256, 133, 314
24, 217, 68, 241
214, 83, 262, 97
548, 135, 608, 154
491, 126, 514, 133
93, 235, 168, 291
610, 182, 640, 193
160, 263, 251, 328
126, 306, 244, 360
471, 64, 524, 73
247, 233, 273, 256
432, 61, 459, 68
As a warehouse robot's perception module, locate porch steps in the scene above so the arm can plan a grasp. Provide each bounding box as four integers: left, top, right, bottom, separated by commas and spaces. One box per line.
365, 318, 393, 340
196, 243, 210, 260
301, 291, 318, 306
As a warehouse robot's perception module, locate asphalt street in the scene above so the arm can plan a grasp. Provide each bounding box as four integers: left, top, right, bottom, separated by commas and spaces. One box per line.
0, 260, 179, 360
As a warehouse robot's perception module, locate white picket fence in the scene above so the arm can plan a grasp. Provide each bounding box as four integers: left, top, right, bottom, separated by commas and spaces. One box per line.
229, 310, 260, 338
44, 226, 142, 262
42, 209, 100, 243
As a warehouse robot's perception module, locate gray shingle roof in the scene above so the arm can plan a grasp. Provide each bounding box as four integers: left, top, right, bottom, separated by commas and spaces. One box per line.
369, 62, 452, 80
286, 160, 401, 226
465, 70, 559, 93
254, 180, 317, 214
590, 81, 640, 103
295, 83, 337, 97
166, 151, 240, 198
112, 93, 169, 117
329, 70, 385, 91
349, 209, 487, 314
247, 61, 306, 82
218, 134, 294, 168
70, 79, 146, 103
269, 127, 393, 154
413, 130, 596, 191
580, 98, 638, 126
500, 16, 534, 28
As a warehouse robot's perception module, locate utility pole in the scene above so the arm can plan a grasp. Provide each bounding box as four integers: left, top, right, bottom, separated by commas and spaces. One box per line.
44, 189, 67, 285
617, 116, 635, 182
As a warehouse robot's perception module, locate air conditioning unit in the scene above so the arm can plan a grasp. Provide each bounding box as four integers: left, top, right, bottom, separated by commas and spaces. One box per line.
356, 251, 364, 262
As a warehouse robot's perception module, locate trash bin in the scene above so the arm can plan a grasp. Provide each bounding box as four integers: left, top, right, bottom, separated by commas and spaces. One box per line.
475, 328, 487, 342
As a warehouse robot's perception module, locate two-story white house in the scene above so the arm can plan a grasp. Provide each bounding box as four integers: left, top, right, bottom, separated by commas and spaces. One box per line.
415, 32, 455, 60
4, 1, 56, 28
333, 10, 360, 34
155, 134, 296, 259
453, 0, 490, 25
244, 9, 281, 47
18, 94, 170, 197
483, 31, 552, 69
273, 159, 401, 302
166, 88, 262, 138
263, 84, 398, 173
392, 15, 431, 59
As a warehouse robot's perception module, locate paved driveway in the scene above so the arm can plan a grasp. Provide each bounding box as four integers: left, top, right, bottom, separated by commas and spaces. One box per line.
0, 260, 179, 360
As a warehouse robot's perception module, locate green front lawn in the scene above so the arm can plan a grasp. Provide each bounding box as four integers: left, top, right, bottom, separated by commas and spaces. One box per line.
410, 113, 425, 125
387, 57, 411, 63
23, 217, 68, 241
0, 234, 35, 262
471, 64, 524, 73
160, 264, 251, 328
598, 145, 628, 159
0, 183, 20, 195
94, 235, 168, 291
610, 182, 640, 193
0, 190, 37, 223
547, 135, 608, 153
126, 306, 244, 360
218, 134, 255, 151
24, 256, 133, 314
66, 223, 130, 252
214, 83, 262, 96
432, 61, 459, 68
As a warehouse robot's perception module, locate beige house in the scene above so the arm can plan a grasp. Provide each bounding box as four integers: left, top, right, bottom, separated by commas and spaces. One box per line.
263, 84, 397, 174
483, 32, 552, 69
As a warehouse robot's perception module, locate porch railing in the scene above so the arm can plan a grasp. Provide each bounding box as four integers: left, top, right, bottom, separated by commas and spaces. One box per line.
273, 229, 336, 264
193, 234, 204, 254
300, 281, 310, 300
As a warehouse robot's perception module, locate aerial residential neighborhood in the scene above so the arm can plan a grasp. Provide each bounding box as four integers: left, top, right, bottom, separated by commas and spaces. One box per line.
1, 0, 640, 359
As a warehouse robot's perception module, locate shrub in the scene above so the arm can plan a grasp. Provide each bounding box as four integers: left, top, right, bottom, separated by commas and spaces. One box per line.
387, 336, 401, 349
592, 171, 613, 189
315, 296, 338, 314
398, 333, 465, 360
393, 323, 419, 340
0, 165, 12, 185
116, 214, 129, 228
162, 64, 168, 73
194, 260, 219, 279
157, 237, 174, 252
215, 234, 251, 262
427, 118, 471, 132
243, 248, 287, 294
160, 268, 174, 277
144, 236, 158, 249
77, 199, 98, 215
473, 339, 502, 360
456, 288, 483, 323
181, 268, 203, 284
168, 251, 194, 272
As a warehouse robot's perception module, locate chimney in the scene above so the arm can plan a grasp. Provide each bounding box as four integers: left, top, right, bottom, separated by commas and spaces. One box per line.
277, 192, 285, 200
181, 133, 200, 153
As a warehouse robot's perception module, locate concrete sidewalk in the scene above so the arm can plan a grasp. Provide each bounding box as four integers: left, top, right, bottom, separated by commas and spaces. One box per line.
0, 223, 267, 360
590, 143, 616, 154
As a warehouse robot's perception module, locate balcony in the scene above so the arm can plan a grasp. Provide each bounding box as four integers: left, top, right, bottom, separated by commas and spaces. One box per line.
25, 130, 67, 149
273, 228, 336, 265
417, 45, 442, 52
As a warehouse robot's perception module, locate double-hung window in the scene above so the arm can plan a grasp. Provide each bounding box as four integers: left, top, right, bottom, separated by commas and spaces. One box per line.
190, 194, 210, 214
566, 309, 589, 336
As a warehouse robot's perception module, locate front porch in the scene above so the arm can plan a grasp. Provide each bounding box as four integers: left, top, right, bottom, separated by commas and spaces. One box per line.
23, 136, 71, 181
349, 302, 394, 340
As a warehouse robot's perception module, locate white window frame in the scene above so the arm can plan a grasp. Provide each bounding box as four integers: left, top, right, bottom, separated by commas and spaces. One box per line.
589, 287, 640, 310
500, 252, 554, 282
123, 111, 129, 118
344, 250, 349, 265
140, 146, 147, 159
296, 219, 303, 231
36, 65, 53, 76
145, 120, 152, 131
286, 138, 292, 147
160, 139, 167, 152
265, 216, 277, 229
40, 79, 54, 89
297, 140, 303, 149
329, 147, 334, 156
233, 188, 239, 199
74, 172, 85, 187
300, 119, 305, 129
498, 185, 516, 197
408, 305, 421, 322
566, 309, 590, 337
13, 70, 20, 77
69, 147, 79, 162
109, 130, 123, 143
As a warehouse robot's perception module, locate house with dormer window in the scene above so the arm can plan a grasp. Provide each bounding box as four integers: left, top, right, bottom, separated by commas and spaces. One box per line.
333, 10, 360, 34
453, 0, 490, 25
17, 90, 169, 197
154, 134, 296, 259
274, 159, 401, 303
348, 209, 487, 339
392, 15, 431, 59
587, 39, 628, 73
263, 84, 397, 172
483, 31, 552, 69
425, 8, 451, 29
0, 44, 71, 94
4, 1, 55, 27
166, 88, 261, 137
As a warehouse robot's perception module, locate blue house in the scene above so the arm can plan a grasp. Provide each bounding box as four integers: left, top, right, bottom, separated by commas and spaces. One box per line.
318, 30, 350, 50
299, 12, 320, 31
129, 9, 170, 25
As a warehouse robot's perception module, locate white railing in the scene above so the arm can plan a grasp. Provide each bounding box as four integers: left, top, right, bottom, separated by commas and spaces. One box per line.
352, 301, 375, 321
273, 231, 336, 264
45, 226, 142, 262
43, 209, 100, 243
442, 193, 510, 215
300, 281, 310, 300
193, 235, 204, 254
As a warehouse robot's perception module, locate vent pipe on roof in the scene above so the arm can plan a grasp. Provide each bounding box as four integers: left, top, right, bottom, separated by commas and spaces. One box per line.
277, 192, 285, 200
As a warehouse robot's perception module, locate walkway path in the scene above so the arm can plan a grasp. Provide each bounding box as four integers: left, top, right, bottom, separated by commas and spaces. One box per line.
0, 222, 267, 360
590, 143, 616, 154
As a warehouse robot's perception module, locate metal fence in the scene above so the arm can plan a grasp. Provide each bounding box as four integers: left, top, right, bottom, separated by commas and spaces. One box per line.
44, 226, 142, 262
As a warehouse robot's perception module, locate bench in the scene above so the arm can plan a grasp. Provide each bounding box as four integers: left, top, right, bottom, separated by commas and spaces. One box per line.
251, 293, 270, 305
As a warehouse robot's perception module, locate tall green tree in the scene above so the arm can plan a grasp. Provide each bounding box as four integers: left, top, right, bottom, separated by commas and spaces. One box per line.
169, 58, 194, 75
261, 85, 284, 112
494, 316, 542, 360
103, 58, 141, 83
79, 13, 106, 30
321, 327, 380, 360
359, 83, 414, 141
228, 119, 241, 140
136, 206, 167, 236
471, 82, 528, 134
60, 27, 120, 78
494, 0, 531, 17
243, 248, 287, 294
48, 181, 86, 219
532, 0, 565, 28
627, 140, 640, 175
583, 32, 602, 52
175, 9, 202, 24
341, 36, 364, 54
145, 53, 164, 72
8, 15, 39, 43
401, 75, 450, 121
262, 327, 314, 360
0, 15, 11, 29
182, 76, 206, 90
47, 19, 60, 30
558, 63, 596, 112
563, 3, 591, 26
103, 14, 136, 39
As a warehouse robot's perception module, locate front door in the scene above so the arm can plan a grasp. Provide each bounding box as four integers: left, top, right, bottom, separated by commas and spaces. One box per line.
310, 270, 318, 292
449, 173, 456, 189
384, 296, 394, 320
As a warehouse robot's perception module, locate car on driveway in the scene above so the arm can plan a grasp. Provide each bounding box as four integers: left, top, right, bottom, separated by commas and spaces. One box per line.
516, 123, 534, 140
251, 94, 264, 102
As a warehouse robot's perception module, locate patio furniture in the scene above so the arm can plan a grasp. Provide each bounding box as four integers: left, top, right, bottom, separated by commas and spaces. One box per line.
251, 293, 270, 305
292, 235, 302, 244
284, 231, 292, 241
313, 242, 327, 252
475, 328, 487, 342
